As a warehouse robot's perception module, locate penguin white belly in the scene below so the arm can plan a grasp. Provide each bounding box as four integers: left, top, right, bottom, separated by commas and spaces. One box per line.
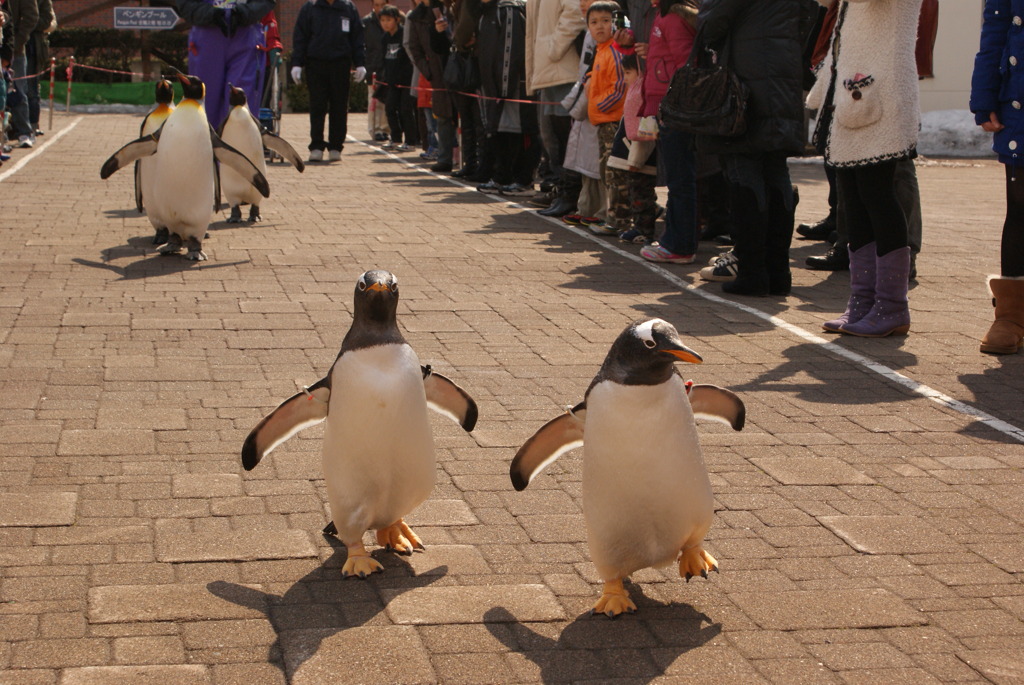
149, 104, 215, 241
582, 376, 713, 581
140, 113, 168, 230
322, 344, 436, 545
220, 108, 265, 207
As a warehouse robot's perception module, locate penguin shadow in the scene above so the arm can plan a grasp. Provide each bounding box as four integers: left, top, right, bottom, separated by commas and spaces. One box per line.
957, 361, 1024, 442
484, 583, 721, 684
102, 207, 145, 219
726, 341, 918, 404
207, 536, 447, 684
71, 249, 249, 280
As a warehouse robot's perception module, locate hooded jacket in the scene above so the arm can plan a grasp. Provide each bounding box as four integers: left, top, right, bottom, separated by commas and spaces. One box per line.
971, 0, 1024, 166
292, 0, 366, 67
524, 0, 586, 95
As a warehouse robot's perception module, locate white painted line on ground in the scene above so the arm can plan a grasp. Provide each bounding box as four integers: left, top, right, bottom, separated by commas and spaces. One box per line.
353, 136, 1024, 444
0, 117, 84, 183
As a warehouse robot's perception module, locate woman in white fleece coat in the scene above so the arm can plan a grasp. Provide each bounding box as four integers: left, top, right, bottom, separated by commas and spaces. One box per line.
807, 0, 922, 338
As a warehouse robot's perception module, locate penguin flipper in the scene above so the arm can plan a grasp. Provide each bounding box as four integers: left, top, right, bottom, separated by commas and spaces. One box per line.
509, 402, 587, 491
241, 377, 331, 470
100, 134, 159, 179
134, 160, 144, 213
688, 384, 745, 431
210, 128, 271, 198
422, 366, 478, 431
261, 129, 306, 172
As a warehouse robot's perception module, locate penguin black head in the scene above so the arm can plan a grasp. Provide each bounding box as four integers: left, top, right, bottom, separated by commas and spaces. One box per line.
228, 85, 247, 108
176, 73, 205, 101
597, 318, 702, 386
154, 79, 174, 105
341, 270, 404, 352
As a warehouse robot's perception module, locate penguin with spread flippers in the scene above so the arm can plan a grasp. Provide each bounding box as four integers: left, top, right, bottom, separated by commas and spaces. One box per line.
218, 85, 304, 224
136, 79, 175, 244
100, 74, 269, 261
241, 270, 478, 579
510, 318, 744, 618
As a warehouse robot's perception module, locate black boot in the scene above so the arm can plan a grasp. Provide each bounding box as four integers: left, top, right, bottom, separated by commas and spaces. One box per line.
805, 243, 850, 271
765, 185, 796, 296
538, 198, 576, 217
796, 209, 836, 241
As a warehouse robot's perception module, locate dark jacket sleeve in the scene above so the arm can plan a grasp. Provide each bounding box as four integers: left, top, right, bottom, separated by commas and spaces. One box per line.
176, 0, 220, 27
971, 0, 1011, 123
407, 12, 433, 79
698, 0, 751, 45
292, 4, 311, 67
12, 0, 39, 55
231, 0, 276, 27
36, 0, 55, 33
349, 3, 366, 67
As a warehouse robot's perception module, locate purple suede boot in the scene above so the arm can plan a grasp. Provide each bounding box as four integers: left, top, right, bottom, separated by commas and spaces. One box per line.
823, 242, 876, 333
841, 247, 911, 337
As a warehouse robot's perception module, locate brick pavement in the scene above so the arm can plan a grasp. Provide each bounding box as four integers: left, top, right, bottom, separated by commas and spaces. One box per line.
0, 111, 1022, 684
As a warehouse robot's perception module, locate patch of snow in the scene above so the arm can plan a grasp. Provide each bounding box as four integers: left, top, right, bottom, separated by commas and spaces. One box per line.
918, 109, 994, 158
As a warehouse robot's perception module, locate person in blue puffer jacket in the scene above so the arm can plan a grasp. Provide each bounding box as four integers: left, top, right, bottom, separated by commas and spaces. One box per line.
970, 0, 1024, 355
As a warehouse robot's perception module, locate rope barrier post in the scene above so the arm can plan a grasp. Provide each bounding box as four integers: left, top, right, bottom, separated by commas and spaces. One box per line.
66, 56, 75, 115
48, 57, 56, 130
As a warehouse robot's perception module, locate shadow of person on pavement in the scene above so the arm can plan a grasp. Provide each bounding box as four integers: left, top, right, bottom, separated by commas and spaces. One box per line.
483, 582, 721, 684
957, 360, 1024, 443
207, 535, 447, 684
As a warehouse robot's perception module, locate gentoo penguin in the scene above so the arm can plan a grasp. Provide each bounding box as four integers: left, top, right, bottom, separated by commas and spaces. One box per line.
100, 74, 269, 261
136, 79, 175, 245
241, 270, 478, 578
218, 85, 304, 224
509, 318, 744, 617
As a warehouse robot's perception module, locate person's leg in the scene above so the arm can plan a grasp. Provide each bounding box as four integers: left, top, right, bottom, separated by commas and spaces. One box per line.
385, 88, 403, 143
763, 152, 795, 296
26, 38, 40, 133
435, 115, 455, 166
894, 158, 922, 256
1003, 164, 1024, 277
400, 94, 419, 146
305, 61, 329, 152
630, 171, 658, 242
10, 53, 32, 142
655, 129, 698, 257
189, 26, 231, 128
720, 154, 770, 296
326, 59, 352, 153
225, 24, 265, 121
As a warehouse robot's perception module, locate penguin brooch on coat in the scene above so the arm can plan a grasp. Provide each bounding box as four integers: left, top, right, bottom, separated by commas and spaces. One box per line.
509, 318, 744, 618
100, 73, 269, 261
241, 270, 478, 578
135, 79, 175, 244
218, 85, 304, 224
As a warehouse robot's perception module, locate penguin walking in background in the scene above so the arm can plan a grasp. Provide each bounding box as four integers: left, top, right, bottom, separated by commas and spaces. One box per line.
510, 319, 745, 618
218, 85, 304, 224
100, 74, 269, 261
136, 79, 175, 244
241, 270, 478, 579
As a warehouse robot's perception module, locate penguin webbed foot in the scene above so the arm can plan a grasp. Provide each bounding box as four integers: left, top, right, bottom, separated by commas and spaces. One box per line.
376, 519, 425, 555
592, 579, 636, 618
184, 237, 207, 261
679, 546, 718, 582
157, 233, 183, 255
152, 227, 169, 245
341, 546, 384, 579
247, 205, 261, 223
226, 205, 243, 223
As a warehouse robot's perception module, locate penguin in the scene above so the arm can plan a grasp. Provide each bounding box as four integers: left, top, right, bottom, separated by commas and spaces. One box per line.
136, 79, 175, 245
509, 318, 745, 618
218, 85, 304, 224
240, 270, 478, 579
100, 74, 270, 261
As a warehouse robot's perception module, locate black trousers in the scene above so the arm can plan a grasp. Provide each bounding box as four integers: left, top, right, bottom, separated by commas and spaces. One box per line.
384, 86, 418, 146
835, 160, 907, 256
306, 58, 352, 152
1003, 165, 1024, 277
453, 92, 483, 169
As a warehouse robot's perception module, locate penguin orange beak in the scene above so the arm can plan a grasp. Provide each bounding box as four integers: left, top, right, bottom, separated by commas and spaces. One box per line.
366, 282, 389, 292
665, 346, 703, 364
175, 73, 190, 86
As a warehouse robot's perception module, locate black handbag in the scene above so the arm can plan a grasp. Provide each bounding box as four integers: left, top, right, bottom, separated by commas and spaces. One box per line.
443, 49, 480, 93
658, 31, 748, 138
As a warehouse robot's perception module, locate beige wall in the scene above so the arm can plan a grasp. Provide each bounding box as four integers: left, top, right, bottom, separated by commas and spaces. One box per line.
920, 0, 984, 112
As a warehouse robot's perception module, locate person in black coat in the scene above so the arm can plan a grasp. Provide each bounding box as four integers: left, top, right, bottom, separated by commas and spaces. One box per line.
696, 0, 808, 297
406, 0, 456, 172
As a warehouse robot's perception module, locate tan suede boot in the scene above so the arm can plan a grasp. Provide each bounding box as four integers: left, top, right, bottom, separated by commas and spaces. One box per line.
981, 276, 1024, 355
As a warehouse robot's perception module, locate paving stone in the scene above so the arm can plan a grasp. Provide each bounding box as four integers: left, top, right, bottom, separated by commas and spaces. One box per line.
957, 650, 1024, 685
0, 492, 77, 527
817, 516, 958, 554
280, 626, 435, 685
154, 528, 316, 563
971, 542, 1024, 573
171, 474, 244, 499
751, 456, 875, 485
383, 584, 566, 624
404, 545, 491, 575
729, 588, 927, 630
56, 430, 155, 456
59, 665, 210, 684
88, 584, 267, 623
35, 526, 151, 546
406, 499, 480, 526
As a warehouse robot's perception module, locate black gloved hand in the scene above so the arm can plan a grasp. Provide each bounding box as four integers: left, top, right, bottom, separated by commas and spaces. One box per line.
212, 7, 230, 36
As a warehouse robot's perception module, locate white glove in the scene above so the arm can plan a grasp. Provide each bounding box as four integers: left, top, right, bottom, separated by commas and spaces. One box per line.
353, 66, 367, 83
291, 66, 302, 84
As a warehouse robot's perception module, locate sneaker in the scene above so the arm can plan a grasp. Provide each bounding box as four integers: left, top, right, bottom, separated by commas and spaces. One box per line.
34, 129, 44, 137
420, 147, 438, 161
618, 229, 650, 244
708, 249, 734, 265
308, 149, 324, 162
381, 141, 396, 150
499, 183, 534, 197
476, 180, 502, 193
699, 251, 739, 281
640, 243, 696, 264
0, 153, 9, 162
17, 135, 33, 148
588, 221, 618, 236
562, 214, 586, 226
328, 150, 342, 162
394, 144, 411, 152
